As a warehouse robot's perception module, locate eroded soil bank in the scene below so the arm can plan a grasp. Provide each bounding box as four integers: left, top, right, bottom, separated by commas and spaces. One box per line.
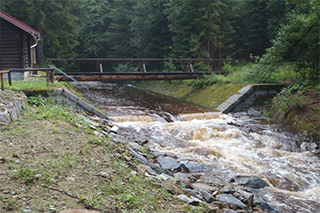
270, 87, 320, 142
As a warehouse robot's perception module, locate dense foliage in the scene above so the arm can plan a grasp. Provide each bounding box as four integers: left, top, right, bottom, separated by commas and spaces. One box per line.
1, 0, 319, 81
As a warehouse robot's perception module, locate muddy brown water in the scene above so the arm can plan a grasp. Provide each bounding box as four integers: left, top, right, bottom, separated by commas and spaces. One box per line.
77, 82, 320, 213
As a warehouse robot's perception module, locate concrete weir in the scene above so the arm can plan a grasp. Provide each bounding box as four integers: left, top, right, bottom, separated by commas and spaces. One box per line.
216, 84, 284, 113
53, 89, 109, 120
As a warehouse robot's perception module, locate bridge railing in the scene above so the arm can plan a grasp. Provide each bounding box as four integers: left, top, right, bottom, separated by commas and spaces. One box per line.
46, 58, 231, 73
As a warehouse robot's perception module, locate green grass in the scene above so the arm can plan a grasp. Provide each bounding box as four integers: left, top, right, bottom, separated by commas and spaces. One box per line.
4, 76, 61, 91
3, 75, 87, 101
137, 80, 247, 109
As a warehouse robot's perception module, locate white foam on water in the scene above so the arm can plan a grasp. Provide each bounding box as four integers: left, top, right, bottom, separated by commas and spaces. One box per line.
114, 113, 320, 212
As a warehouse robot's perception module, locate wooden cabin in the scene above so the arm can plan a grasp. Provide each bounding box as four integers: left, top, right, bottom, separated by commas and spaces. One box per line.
0, 10, 41, 80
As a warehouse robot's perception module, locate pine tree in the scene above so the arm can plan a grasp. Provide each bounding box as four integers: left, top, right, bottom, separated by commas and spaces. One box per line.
164, 0, 236, 71
130, 0, 172, 58
242, 0, 270, 57
106, 0, 137, 58
76, 0, 112, 58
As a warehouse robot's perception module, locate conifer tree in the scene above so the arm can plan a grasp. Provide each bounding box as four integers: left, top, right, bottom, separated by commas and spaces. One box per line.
130, 0, 172, 58
106, 0, 137, 58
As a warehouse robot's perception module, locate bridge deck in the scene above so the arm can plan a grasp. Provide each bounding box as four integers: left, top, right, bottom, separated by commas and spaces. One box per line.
55, 72, 215, 82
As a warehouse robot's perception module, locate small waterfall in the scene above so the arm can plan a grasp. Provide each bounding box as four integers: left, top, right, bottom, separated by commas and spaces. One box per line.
180, 112, 224, 121
110, 115, 156, 123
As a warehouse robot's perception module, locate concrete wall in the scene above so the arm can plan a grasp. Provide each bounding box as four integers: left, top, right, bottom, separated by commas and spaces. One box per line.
217, 84, 284, 113
232, 85, 284, 112
4, 72, 29, 81
52, 89, 109, 120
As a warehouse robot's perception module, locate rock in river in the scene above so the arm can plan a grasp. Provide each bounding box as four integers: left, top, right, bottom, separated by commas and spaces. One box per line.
156, 156, 181, 170
216, 194, 247, 209
242, 177, 269, 189
185, 163, 209, 173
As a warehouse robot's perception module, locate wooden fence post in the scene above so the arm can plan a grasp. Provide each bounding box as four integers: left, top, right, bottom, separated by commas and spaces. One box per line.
1, 72, 5, 91
0, 70, 9, 91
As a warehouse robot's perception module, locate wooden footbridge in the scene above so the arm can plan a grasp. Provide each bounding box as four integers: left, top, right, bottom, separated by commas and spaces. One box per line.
1, 58, 229, 91
47, 58, 229, 82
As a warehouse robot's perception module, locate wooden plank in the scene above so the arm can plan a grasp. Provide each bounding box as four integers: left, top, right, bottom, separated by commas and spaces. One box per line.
9, 68, 53, 72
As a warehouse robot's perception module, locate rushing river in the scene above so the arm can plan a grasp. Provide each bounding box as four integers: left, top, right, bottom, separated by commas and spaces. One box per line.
79, 82, 320, 212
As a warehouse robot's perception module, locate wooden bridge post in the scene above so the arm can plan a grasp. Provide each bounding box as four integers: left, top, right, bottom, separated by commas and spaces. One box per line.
189, 62, 194, 73
99, 61, 103, 73
143, 60, 147, 73
139, 61, 142, 72
46, 70, 50, 86
50, 68, 55, 83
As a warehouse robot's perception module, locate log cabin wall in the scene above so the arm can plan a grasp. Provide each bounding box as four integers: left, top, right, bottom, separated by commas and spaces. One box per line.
0, 10, 41, 80
0, 18, 26, 69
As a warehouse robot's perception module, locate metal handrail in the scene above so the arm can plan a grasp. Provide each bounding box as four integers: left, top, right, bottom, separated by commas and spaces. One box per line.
47, 58, 231, 61
50, 65, 90, 100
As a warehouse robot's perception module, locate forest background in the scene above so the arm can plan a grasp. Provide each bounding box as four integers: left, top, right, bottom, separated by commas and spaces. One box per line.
0, 0, 319, 83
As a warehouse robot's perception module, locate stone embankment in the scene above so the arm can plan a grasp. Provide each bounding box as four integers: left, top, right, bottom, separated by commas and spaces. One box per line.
0, 89, 108, 125
0, 91, 28, 125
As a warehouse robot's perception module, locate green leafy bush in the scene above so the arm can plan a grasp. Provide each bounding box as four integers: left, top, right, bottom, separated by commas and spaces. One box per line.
272, 80, 310, 111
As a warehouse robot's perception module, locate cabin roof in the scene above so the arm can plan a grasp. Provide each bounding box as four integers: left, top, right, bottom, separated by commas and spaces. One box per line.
0, 10, 40, 36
